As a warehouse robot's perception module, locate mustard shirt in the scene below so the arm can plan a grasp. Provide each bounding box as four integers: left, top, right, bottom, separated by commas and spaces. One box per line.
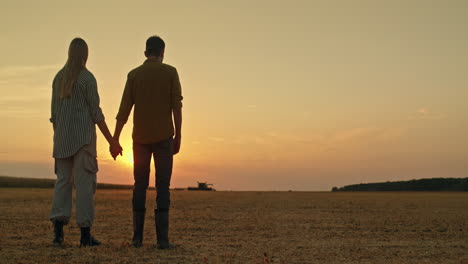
116, 58, 183, 144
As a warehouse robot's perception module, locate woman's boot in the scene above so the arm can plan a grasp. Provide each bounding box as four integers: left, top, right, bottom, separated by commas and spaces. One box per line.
53, 220, 64, 245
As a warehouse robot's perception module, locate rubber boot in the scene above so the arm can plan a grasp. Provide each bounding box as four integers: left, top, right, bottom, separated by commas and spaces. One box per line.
53, 220, 64, 245
155, 209, 175, 249
131, 210, 145, 248
80, 227, 101, 247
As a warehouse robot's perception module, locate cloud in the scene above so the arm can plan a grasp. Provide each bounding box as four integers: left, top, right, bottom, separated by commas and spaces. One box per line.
0, 96, 48, 103
0, 65, 60, 89
0, 64, 58, 94
208, 137, 225, 142
0, 64, 58, 79
312, 126, 408, 153
418, 108, 428, 114
330, 126, 381, 143
209, 126, 405, 150
0, 96, 50, 117
0, 64, 59, 117
408, 107, 444, 120
373, 127, 407, 141
0, 161, 54, 179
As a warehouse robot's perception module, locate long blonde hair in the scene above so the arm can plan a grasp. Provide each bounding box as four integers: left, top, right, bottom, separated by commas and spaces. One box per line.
59, 38, 88, 99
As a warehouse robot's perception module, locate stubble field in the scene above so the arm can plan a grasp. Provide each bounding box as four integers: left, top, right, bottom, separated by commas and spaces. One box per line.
0, 188, 467, 263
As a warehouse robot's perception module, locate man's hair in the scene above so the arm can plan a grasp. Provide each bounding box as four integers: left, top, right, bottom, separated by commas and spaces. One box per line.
146, 36, 165, 56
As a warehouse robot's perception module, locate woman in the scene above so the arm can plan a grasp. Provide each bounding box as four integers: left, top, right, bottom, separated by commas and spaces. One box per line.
49, 38, 121, 247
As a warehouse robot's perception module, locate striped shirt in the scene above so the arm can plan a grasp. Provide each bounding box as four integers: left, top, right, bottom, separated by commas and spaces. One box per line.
50, 69, 105, 158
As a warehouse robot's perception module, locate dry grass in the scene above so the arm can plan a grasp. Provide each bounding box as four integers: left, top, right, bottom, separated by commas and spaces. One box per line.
0, 188, 467, 263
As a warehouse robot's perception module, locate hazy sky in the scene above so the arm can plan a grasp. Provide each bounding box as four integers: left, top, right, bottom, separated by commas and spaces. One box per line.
1, 0, 467, 190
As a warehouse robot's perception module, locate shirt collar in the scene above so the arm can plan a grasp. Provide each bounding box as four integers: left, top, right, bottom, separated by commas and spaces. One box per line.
144, 57, 163, 64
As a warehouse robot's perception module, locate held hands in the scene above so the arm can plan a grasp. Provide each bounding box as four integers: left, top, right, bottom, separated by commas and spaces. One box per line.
110, 140, 123, 160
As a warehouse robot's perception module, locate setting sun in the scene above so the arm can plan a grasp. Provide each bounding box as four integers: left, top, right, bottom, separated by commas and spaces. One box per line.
119, 143, 134, 167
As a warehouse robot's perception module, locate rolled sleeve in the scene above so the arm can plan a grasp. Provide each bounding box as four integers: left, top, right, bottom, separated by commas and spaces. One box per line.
171, 68, 183, 109
116, 73, 135, 123
85, 74, 105, 123
50, 93, 56, 123
50, 74, 59, 124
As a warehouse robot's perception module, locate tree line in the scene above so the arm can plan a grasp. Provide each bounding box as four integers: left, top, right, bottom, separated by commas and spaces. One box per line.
0, 176, 133, 189
332, 177, 468, 192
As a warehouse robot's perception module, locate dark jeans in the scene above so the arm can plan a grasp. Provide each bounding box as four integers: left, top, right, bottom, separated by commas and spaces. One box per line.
132, 137, 173, 212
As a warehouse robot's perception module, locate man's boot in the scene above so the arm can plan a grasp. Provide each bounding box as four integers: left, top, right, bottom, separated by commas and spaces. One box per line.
80, 227, 101, 247
131, 210, 145, 248
155, 209, 175, 249
52, 220, 64, 245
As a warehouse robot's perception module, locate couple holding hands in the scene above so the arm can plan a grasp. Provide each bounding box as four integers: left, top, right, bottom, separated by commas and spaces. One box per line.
49, 36, 182, 249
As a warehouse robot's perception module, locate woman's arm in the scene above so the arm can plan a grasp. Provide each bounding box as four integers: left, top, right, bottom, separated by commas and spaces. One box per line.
50, 74, 59, 131
85, 72, 122, 159
84, 73, 106, 124
97, 121, 114, 146
97, 120, 122, 159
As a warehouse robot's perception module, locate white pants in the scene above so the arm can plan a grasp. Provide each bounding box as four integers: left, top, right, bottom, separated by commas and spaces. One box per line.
49, 144, 98, 227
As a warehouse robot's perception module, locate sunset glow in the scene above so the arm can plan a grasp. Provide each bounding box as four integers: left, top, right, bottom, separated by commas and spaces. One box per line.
1, 1, 468, 190
120, 146, 134, 168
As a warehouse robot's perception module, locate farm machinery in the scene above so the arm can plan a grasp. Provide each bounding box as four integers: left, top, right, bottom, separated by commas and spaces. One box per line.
187, 181, 215, 191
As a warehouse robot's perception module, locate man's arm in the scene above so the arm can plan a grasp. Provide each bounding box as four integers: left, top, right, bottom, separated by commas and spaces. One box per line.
109, 120, 124, 159
171, 68, 183, 155
115, 74, 134, 123
113, 120, 126, 146
112, 74, 134, 158
173, 107, 182, 155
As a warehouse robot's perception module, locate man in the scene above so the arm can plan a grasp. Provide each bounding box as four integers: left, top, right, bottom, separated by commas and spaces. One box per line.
112, 36, 183, 249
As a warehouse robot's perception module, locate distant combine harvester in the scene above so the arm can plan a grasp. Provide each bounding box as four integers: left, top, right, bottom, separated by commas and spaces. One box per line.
187, 181, 215, 191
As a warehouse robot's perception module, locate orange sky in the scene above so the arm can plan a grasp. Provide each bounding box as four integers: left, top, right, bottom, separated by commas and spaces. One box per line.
1, 0, 467, 190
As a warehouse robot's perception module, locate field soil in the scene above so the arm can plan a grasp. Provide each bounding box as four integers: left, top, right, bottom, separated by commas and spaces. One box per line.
0, 188, 467, 263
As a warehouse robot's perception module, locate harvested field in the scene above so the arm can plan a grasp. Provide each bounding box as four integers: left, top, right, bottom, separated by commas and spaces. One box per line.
0, 188, 467, 263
